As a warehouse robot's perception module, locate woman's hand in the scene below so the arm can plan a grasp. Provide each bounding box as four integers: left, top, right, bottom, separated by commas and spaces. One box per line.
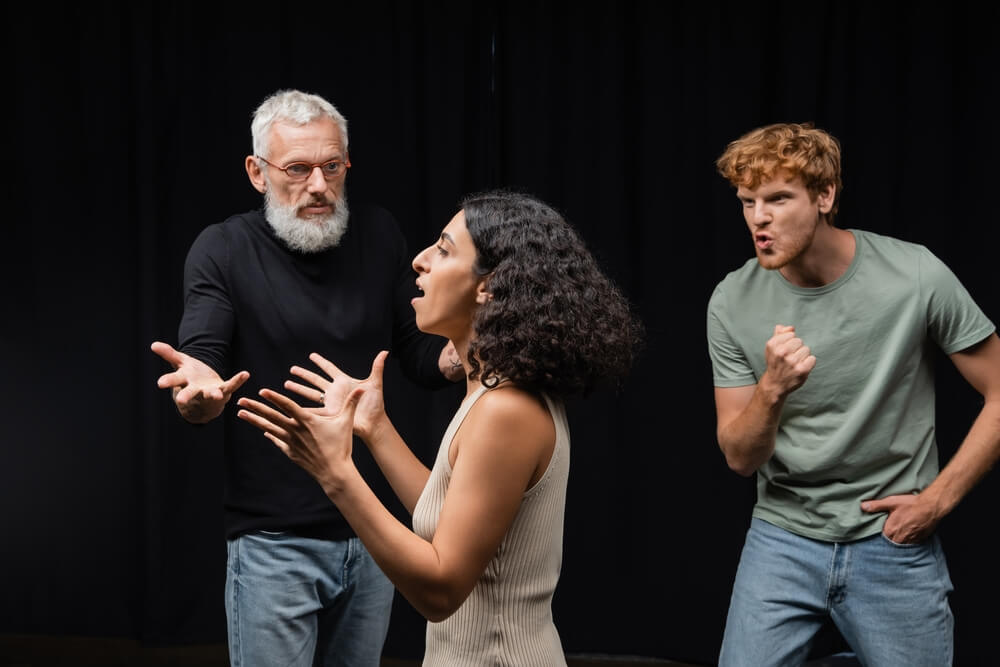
236, 387, 365, 496
283, 351, 390, 442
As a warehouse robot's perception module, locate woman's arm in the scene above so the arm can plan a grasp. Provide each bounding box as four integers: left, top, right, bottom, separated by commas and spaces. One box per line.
238, 381, 555, 622
280, 350, 432, 512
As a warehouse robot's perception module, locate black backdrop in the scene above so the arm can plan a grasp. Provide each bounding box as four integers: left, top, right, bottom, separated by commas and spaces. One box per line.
3, 2, 999, 665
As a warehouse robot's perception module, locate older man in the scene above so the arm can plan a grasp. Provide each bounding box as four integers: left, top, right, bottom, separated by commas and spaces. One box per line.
152, 89, 459, 666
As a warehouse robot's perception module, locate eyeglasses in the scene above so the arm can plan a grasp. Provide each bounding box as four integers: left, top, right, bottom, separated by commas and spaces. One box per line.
256, 155, 351, 181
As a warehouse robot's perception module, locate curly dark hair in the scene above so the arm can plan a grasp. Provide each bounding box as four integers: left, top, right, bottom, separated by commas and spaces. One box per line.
461, 190, 643, 399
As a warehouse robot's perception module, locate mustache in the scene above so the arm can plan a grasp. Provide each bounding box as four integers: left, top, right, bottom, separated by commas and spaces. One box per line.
302, 192, 347, 210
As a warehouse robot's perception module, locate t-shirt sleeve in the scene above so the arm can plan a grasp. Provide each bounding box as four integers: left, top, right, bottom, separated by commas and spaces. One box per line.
707, 283, 758, 387
920, 247, 995, 354
178, 224, 234, 377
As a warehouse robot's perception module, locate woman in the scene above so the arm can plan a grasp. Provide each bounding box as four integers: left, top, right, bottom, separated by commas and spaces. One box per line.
237, 190, 641, 665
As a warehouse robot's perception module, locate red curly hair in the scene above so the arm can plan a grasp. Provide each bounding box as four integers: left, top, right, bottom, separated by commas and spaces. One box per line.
716, 122, 843, 223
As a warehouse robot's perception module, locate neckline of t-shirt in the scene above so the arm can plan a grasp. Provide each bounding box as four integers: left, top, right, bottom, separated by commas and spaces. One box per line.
773, 229, 863, 296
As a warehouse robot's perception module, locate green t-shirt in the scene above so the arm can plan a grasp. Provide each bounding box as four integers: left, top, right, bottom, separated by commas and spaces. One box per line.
707, 229, 995, 541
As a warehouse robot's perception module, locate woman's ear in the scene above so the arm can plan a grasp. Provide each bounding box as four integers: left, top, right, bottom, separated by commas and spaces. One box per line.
475, 276, 493, 305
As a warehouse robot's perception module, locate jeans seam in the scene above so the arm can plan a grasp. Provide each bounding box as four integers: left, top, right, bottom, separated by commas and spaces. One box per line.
230, 538, 241, 667
344, 537, 356, 588
824, 543, 836, 610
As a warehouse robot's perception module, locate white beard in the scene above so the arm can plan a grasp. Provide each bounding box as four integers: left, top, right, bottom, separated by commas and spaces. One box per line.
264, 188, 349, 253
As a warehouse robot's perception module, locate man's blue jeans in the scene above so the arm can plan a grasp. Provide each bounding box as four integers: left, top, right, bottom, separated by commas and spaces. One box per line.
719, 518, 953, 666
225, 531, 394, 667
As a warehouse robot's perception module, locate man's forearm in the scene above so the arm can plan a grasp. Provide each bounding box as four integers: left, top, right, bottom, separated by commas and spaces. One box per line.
718, 383, 787, 476
920, 399, 1000, 516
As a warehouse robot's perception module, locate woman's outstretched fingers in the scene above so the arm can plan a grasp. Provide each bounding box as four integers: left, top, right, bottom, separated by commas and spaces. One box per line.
259, 388, 307, 420
237, 396, 293, 428
308, 352, 345, 379
236, 404, 291, 442
284, 379, 324, 403
289, 365, 330, 390
263, 431, 293, 458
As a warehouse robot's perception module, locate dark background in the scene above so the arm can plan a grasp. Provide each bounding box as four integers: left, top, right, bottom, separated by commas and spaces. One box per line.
2, 1, 998, 665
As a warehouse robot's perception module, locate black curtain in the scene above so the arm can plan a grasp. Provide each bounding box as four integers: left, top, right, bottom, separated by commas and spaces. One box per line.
2, 2, 998, 664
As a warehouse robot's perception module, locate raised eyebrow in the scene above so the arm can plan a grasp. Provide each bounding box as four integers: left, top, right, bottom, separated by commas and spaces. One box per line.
286, 155, 343, 164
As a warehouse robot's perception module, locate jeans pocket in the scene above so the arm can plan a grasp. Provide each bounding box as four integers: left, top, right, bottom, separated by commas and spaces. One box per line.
879, 532, 922, 548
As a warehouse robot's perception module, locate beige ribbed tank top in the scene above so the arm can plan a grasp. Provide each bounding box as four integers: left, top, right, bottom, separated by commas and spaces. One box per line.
412, 384, 570, 667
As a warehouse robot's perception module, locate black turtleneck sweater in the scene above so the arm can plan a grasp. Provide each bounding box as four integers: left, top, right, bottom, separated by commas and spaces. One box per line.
178, 205, 448, 539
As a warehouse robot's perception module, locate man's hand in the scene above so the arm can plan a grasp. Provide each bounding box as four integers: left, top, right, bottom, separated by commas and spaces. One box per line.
151, 341, 249, 424
761, 324, 816, 398
438, 340, 465, 382
861, 493, 943, 544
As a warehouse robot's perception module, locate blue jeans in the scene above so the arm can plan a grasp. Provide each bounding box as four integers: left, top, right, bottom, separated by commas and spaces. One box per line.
719, 518, 953, 667
225, 531, 394, 667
